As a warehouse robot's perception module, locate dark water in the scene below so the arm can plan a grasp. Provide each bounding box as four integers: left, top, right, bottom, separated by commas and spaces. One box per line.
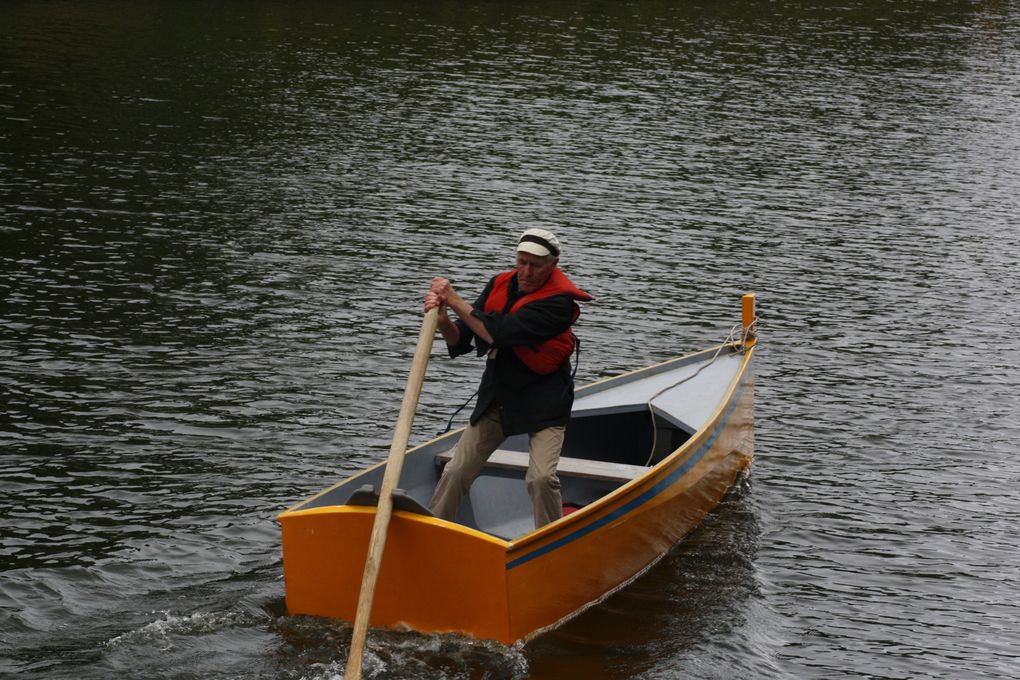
3, 1, 1019, 678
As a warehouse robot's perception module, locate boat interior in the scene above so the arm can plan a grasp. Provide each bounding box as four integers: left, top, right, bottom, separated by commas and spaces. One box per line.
294, 347, 745, 541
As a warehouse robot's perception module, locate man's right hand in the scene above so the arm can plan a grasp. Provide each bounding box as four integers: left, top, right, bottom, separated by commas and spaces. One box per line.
425, 279, 461, 346
424, 290, 447, 315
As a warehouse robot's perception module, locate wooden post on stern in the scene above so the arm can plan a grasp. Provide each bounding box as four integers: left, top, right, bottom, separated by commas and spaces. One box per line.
741, 293, 757, 348
345, 307, 439, 680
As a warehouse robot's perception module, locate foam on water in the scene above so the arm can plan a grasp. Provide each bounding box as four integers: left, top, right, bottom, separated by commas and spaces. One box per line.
106, 609, 262, 649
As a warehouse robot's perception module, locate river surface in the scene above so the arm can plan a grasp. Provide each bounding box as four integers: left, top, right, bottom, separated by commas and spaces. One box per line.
2, 1, 1019, 678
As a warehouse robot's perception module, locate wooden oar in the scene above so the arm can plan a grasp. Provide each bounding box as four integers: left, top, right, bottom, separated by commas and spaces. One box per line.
344, 307, 439, 680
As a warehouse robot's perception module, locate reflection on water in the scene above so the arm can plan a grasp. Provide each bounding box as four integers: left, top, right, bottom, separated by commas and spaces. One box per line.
527, 479, 778, 680
3, 0, 1020, 678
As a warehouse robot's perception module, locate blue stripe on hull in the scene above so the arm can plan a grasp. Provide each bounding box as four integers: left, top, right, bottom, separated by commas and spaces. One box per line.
506, 375, 748, 570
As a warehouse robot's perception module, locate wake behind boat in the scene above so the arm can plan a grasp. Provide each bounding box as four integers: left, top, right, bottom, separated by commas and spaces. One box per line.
278, 294, 758, 645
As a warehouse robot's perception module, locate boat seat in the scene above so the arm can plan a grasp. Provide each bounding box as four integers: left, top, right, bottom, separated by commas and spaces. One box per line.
435, 448, 647, 483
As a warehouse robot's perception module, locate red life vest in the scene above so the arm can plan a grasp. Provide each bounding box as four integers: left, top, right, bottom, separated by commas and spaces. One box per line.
483, 268, 593, 374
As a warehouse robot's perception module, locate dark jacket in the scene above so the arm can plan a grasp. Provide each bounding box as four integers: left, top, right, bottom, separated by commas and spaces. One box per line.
448, 272, 586, 435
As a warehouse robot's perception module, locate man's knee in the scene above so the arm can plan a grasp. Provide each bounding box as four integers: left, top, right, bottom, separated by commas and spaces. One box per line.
527, 471, 560, 494
441, 460, 473, 487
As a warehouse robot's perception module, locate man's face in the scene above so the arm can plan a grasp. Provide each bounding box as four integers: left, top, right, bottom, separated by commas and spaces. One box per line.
515, 251, 557, 294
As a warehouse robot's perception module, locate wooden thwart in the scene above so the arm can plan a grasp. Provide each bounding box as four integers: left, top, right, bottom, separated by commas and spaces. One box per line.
436, 448, 647, 483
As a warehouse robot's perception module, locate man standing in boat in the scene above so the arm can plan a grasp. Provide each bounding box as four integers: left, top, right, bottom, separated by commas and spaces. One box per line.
424, 228, 592, 528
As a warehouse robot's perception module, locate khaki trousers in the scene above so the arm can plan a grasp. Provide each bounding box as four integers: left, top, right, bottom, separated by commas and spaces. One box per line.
429, 406, 564, 528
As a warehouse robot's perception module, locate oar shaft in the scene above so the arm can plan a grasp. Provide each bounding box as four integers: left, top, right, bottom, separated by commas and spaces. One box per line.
345, 307, 439, 680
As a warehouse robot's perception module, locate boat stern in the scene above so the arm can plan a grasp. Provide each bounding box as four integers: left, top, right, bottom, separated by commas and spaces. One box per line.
278, 505, 514, 643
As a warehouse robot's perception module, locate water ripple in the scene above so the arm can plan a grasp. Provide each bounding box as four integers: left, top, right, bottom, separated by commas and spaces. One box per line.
3, 1, 1020, 678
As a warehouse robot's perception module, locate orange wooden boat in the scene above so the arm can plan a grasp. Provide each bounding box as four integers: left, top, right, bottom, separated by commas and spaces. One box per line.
278, 295, 757, 644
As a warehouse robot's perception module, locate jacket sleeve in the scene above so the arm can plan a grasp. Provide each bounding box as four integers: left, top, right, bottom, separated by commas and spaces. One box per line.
447, 277, 495, 358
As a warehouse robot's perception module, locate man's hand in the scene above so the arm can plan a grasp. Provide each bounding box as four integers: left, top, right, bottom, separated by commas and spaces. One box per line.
423, 276, 493, 347
424, 290, 446, 314
424, 277, 451, 315
431, 277, 471, 327
430, 277, 453, 298
425, 277, 460, 346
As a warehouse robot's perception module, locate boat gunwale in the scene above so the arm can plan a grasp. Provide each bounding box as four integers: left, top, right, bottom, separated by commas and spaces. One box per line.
278, 342, 751, 534
572, 344, 734, 400
281, 504, 512, 548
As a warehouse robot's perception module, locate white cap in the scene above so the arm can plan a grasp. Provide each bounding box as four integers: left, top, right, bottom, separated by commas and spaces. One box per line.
516, 228, 561, 258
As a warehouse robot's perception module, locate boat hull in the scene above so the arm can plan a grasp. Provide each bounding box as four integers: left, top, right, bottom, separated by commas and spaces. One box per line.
278, 346, 755, 644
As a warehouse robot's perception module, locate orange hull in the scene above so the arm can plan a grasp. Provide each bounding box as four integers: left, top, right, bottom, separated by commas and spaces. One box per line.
278, 346, 755, 644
